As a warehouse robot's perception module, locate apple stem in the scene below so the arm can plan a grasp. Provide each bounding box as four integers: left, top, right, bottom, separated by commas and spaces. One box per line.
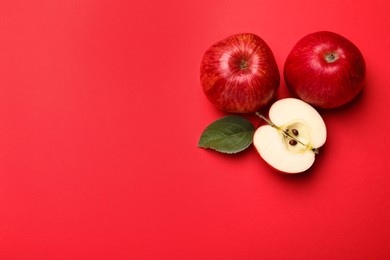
239, 59, 248, 70
255, 112, 276, 128
255, 112, 319, 154
324, 53, 338, 63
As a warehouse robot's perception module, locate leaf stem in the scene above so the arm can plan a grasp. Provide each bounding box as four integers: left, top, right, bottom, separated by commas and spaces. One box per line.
255, 112, 319, 154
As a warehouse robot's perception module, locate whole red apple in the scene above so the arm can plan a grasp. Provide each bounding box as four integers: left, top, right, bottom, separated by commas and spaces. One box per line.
200, 33, 280, 113
284, 31, 366, 109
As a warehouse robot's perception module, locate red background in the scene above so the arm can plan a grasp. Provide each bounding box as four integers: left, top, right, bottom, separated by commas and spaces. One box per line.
1, 0, 390, 259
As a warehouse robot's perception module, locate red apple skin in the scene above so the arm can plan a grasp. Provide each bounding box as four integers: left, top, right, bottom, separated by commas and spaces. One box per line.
284, 31, 366, 109
200, 33, 280, 113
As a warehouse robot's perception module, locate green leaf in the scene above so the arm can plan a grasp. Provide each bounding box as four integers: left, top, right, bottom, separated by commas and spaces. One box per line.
198, 115, 255, 154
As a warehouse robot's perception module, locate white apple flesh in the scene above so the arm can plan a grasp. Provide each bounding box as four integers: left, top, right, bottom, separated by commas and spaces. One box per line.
253, 98, 327, 174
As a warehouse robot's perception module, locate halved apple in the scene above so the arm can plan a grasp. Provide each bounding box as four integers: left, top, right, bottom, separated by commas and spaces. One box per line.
253, 98, 327, 174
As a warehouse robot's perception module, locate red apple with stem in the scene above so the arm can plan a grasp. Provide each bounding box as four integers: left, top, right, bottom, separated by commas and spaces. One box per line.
200, 33, 280, 113
284, 31, 366, 109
